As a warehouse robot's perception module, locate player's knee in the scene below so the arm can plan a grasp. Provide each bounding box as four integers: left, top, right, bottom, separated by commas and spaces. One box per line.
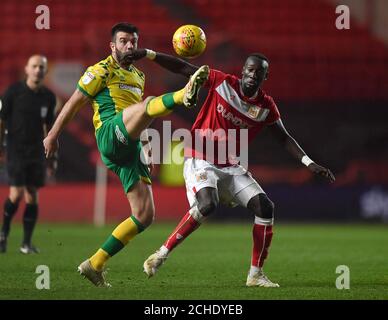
258, 194, 275, 219
10, 195, 23, 204
189, 206, 206, 223
137, 205, 155, 228
249, 193, 274, 219
198, 199, 217, 217
9, 188, 24, 204
24, 189, 38, 204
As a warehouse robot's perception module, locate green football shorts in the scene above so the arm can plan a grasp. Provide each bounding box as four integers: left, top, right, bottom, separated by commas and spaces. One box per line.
95, 111, 151, 193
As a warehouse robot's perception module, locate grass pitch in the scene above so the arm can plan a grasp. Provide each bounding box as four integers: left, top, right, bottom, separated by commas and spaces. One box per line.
0, 222, 387, 300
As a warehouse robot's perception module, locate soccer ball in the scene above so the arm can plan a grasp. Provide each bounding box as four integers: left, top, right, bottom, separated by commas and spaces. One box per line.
172, 25, 206, 59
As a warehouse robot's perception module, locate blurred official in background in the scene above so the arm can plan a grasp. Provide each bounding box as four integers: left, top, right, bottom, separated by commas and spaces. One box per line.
0, 55, 57, 254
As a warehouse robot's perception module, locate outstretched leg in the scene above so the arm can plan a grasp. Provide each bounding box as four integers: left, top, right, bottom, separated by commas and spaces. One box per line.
121, 65, 209, 140
146, 64, 210, 115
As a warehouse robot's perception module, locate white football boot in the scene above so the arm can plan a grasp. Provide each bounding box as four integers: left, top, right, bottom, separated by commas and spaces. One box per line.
143, 250, 167, 278
20, 244, 40, 254
246, 269, 280, 288
183, 65, 210, 108
77, 259, 111, 288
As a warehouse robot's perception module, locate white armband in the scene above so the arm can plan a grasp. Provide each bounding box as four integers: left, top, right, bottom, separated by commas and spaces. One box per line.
301, 155, 314, 167
145, 49, 156, 60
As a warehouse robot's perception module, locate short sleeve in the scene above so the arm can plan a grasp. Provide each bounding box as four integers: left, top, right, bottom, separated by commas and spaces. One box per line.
77, 64, 109, 98
0, 85, 16, 121
204, 69, 225, 89
264, 96, 281, 125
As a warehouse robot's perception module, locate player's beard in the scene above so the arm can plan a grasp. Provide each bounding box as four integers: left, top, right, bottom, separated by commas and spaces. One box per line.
115, 49, 133, 68
242, 80, 260, 97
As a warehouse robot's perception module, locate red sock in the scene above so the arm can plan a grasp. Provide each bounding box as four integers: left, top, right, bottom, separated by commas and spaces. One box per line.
251, 223, 273, 268
164, 211, 200, 251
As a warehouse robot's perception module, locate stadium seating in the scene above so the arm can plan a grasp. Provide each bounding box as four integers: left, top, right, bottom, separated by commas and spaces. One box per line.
0, 0, 183, 94
183, 0, 388, 100
1, 0, 387, 100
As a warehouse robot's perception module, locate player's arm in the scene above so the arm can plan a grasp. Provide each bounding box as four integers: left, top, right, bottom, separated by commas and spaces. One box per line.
153, 51, 199, 77
127, 49, 199, 78
43, 89, 89, 158
267, 119, 335, 182
44, 94, 60, 176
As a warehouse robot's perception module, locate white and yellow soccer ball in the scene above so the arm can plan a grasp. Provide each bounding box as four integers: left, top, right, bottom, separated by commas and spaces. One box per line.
172, 25, 206, 59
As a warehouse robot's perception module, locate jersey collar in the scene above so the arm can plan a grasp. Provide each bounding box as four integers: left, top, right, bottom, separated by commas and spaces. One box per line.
23, 80, 43, 93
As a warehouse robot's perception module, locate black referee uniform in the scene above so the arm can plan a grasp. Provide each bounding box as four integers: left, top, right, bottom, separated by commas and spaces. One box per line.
1, 80, 55, 185
0, 80, 55, 252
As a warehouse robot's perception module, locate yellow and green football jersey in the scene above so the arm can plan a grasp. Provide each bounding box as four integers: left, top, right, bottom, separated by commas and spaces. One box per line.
77, 55, 145, 131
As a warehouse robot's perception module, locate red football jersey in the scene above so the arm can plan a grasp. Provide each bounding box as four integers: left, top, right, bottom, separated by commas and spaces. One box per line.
185, 69, 281, 166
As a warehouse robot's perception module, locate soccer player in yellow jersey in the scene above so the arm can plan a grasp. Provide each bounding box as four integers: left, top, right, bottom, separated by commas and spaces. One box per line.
43, 23, 209, 287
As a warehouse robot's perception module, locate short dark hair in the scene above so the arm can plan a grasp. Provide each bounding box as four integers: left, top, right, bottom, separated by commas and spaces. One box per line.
247, 53, 269, 64
111, 22, 139, 41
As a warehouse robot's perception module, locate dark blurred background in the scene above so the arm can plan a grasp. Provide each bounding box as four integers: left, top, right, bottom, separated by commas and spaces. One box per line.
0, 0, 387, 223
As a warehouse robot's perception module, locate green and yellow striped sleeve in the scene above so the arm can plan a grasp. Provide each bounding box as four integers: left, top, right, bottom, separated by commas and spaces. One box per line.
77, 64, 108, 98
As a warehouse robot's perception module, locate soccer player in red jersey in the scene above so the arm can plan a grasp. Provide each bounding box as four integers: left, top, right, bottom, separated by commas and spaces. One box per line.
128, 49, 335, 287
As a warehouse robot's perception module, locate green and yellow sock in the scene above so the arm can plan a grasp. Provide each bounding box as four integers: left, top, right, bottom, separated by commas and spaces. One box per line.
146, 88, 185, 117
89, 215, 145, 271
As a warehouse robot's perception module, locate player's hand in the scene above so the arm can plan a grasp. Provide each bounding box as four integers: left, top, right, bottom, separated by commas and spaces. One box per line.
124, 49, 147, 62
43, 135, 59, 159
308, 163, 335, 183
